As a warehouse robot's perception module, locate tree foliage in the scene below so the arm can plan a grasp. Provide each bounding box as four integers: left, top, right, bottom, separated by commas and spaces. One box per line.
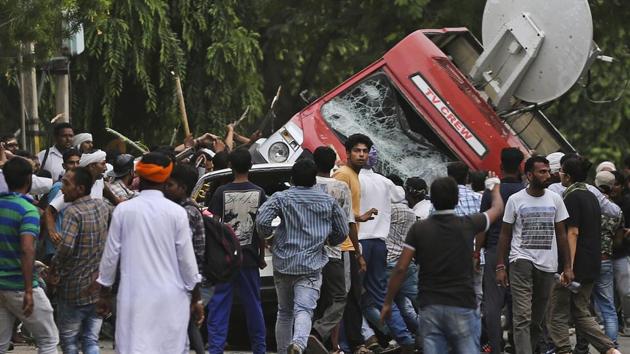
0, 0, 628, 164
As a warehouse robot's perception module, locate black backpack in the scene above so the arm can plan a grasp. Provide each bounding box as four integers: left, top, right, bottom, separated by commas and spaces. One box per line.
203, 215, 242, 284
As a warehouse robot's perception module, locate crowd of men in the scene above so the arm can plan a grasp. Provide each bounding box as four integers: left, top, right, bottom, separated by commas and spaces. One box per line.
1, 124, 630, 354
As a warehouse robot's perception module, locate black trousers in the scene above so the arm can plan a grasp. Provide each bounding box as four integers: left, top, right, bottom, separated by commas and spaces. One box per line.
342, 251, 364, 349
314, 257, 347, 342
483, 247, 513, 353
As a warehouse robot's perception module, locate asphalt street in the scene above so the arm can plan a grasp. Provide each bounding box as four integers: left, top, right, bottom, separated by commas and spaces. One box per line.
9, 336, 630, 353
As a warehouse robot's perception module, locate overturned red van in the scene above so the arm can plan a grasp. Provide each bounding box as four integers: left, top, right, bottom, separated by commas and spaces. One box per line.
253, 28, 576, 181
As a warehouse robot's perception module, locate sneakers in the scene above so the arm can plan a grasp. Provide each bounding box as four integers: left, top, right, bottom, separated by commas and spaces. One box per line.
352, 344, 374, 354
288, 343, 302, 354
365, 336, 380, 351
305, 335, 328, 354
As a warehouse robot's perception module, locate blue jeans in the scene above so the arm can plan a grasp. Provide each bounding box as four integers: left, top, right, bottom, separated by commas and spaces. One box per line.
360, 238, 414, 345
420, 304, 480, 354
207, 267, 266, 354
592, 259, 618, 344
388, 261, 419, 332
274, 271, 322, 354
362, 261, 419, 334
57, 301, 102, 354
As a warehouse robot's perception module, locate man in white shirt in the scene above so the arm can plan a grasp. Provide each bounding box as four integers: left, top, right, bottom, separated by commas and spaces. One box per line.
37, 123, 74, 182
405, 177, 431, 220
358, 149, 415, 352
496, 156, 573, 354
96, 152, 203, 354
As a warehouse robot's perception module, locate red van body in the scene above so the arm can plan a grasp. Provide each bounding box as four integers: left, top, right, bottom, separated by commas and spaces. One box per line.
255, 28, 574, 179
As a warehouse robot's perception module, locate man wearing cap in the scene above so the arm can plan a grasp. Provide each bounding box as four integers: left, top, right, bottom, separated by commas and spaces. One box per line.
590, 170, 625, 346
597, 170, 630, 337
72, 133, 93, 154
596, 161, 617, 174
95, 152, 203, 354
106, 154, 137, 201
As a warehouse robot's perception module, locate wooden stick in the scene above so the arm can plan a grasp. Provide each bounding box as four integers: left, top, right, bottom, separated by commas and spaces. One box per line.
173, 73, 191, 137
105, 127, 148, 154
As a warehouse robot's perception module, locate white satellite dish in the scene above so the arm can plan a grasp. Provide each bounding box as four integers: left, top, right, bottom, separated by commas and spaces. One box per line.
469, 0, 595, 110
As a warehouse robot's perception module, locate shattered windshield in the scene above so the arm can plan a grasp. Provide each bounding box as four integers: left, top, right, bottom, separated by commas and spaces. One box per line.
321, 73, 452, 183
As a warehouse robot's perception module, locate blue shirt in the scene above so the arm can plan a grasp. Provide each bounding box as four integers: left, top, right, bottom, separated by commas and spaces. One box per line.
256, 186, 349, 275
44, 181, 64, 256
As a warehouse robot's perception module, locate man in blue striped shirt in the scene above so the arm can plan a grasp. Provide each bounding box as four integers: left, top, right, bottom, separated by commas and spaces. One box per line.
257, 159, 349, 354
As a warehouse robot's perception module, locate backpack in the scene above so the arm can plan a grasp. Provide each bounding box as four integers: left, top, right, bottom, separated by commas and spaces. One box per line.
203, 215, 242, 284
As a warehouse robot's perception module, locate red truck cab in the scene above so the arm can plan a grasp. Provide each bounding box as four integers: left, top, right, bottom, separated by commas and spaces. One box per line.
254, 28, 574, 181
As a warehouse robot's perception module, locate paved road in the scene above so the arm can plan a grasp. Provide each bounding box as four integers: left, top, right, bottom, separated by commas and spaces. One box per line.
9, 336, 630, 353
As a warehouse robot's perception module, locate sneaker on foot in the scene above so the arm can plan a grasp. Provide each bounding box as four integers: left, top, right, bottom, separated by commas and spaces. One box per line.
365, 336, 380, 350
288, 343, 302, 354
352, 344, 374, 354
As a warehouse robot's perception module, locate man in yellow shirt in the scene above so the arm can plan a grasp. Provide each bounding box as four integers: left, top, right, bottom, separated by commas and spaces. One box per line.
333, 134, 378, 353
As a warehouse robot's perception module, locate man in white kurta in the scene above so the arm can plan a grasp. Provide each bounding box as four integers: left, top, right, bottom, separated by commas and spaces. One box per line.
96, 154, 201, 354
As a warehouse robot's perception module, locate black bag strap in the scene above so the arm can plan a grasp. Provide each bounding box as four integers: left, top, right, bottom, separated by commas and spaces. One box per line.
40, 147, 51, 174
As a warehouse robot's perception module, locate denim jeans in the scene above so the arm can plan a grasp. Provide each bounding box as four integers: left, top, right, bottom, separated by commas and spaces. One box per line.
592, 259, 618, 344
387, 261, 419, 332
419, 304, 480, 354
57, 301, 102, 354
360, 238, 414, 346
613, 256, 630, 328
274, 271, 322, 353
0, 287, 59, 354
362, 261, 418, 335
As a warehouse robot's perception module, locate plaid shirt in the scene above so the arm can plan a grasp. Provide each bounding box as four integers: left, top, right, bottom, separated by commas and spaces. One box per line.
455, 185, 481, 216
53, 196, 113, 305
181, 198, 205, 268
107, 179, 137, 201
386, 202, 416, 263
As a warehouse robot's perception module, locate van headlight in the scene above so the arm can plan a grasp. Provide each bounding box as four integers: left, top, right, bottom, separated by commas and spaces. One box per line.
268, 142, 290, 163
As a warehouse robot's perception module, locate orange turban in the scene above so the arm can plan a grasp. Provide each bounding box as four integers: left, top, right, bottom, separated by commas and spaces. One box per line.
135, 161, 173, 183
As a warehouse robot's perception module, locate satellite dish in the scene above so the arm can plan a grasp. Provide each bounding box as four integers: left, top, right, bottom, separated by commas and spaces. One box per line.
470, 0, 594, 110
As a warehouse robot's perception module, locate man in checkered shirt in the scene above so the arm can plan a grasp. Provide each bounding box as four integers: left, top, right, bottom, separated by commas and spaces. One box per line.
51, 167, 113, 353
447, 162, 483, 310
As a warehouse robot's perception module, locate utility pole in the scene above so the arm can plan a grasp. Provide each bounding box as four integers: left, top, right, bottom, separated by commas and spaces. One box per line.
52, 56, 70, 123
23, 43, 41, 152
18, 48, 26, 149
